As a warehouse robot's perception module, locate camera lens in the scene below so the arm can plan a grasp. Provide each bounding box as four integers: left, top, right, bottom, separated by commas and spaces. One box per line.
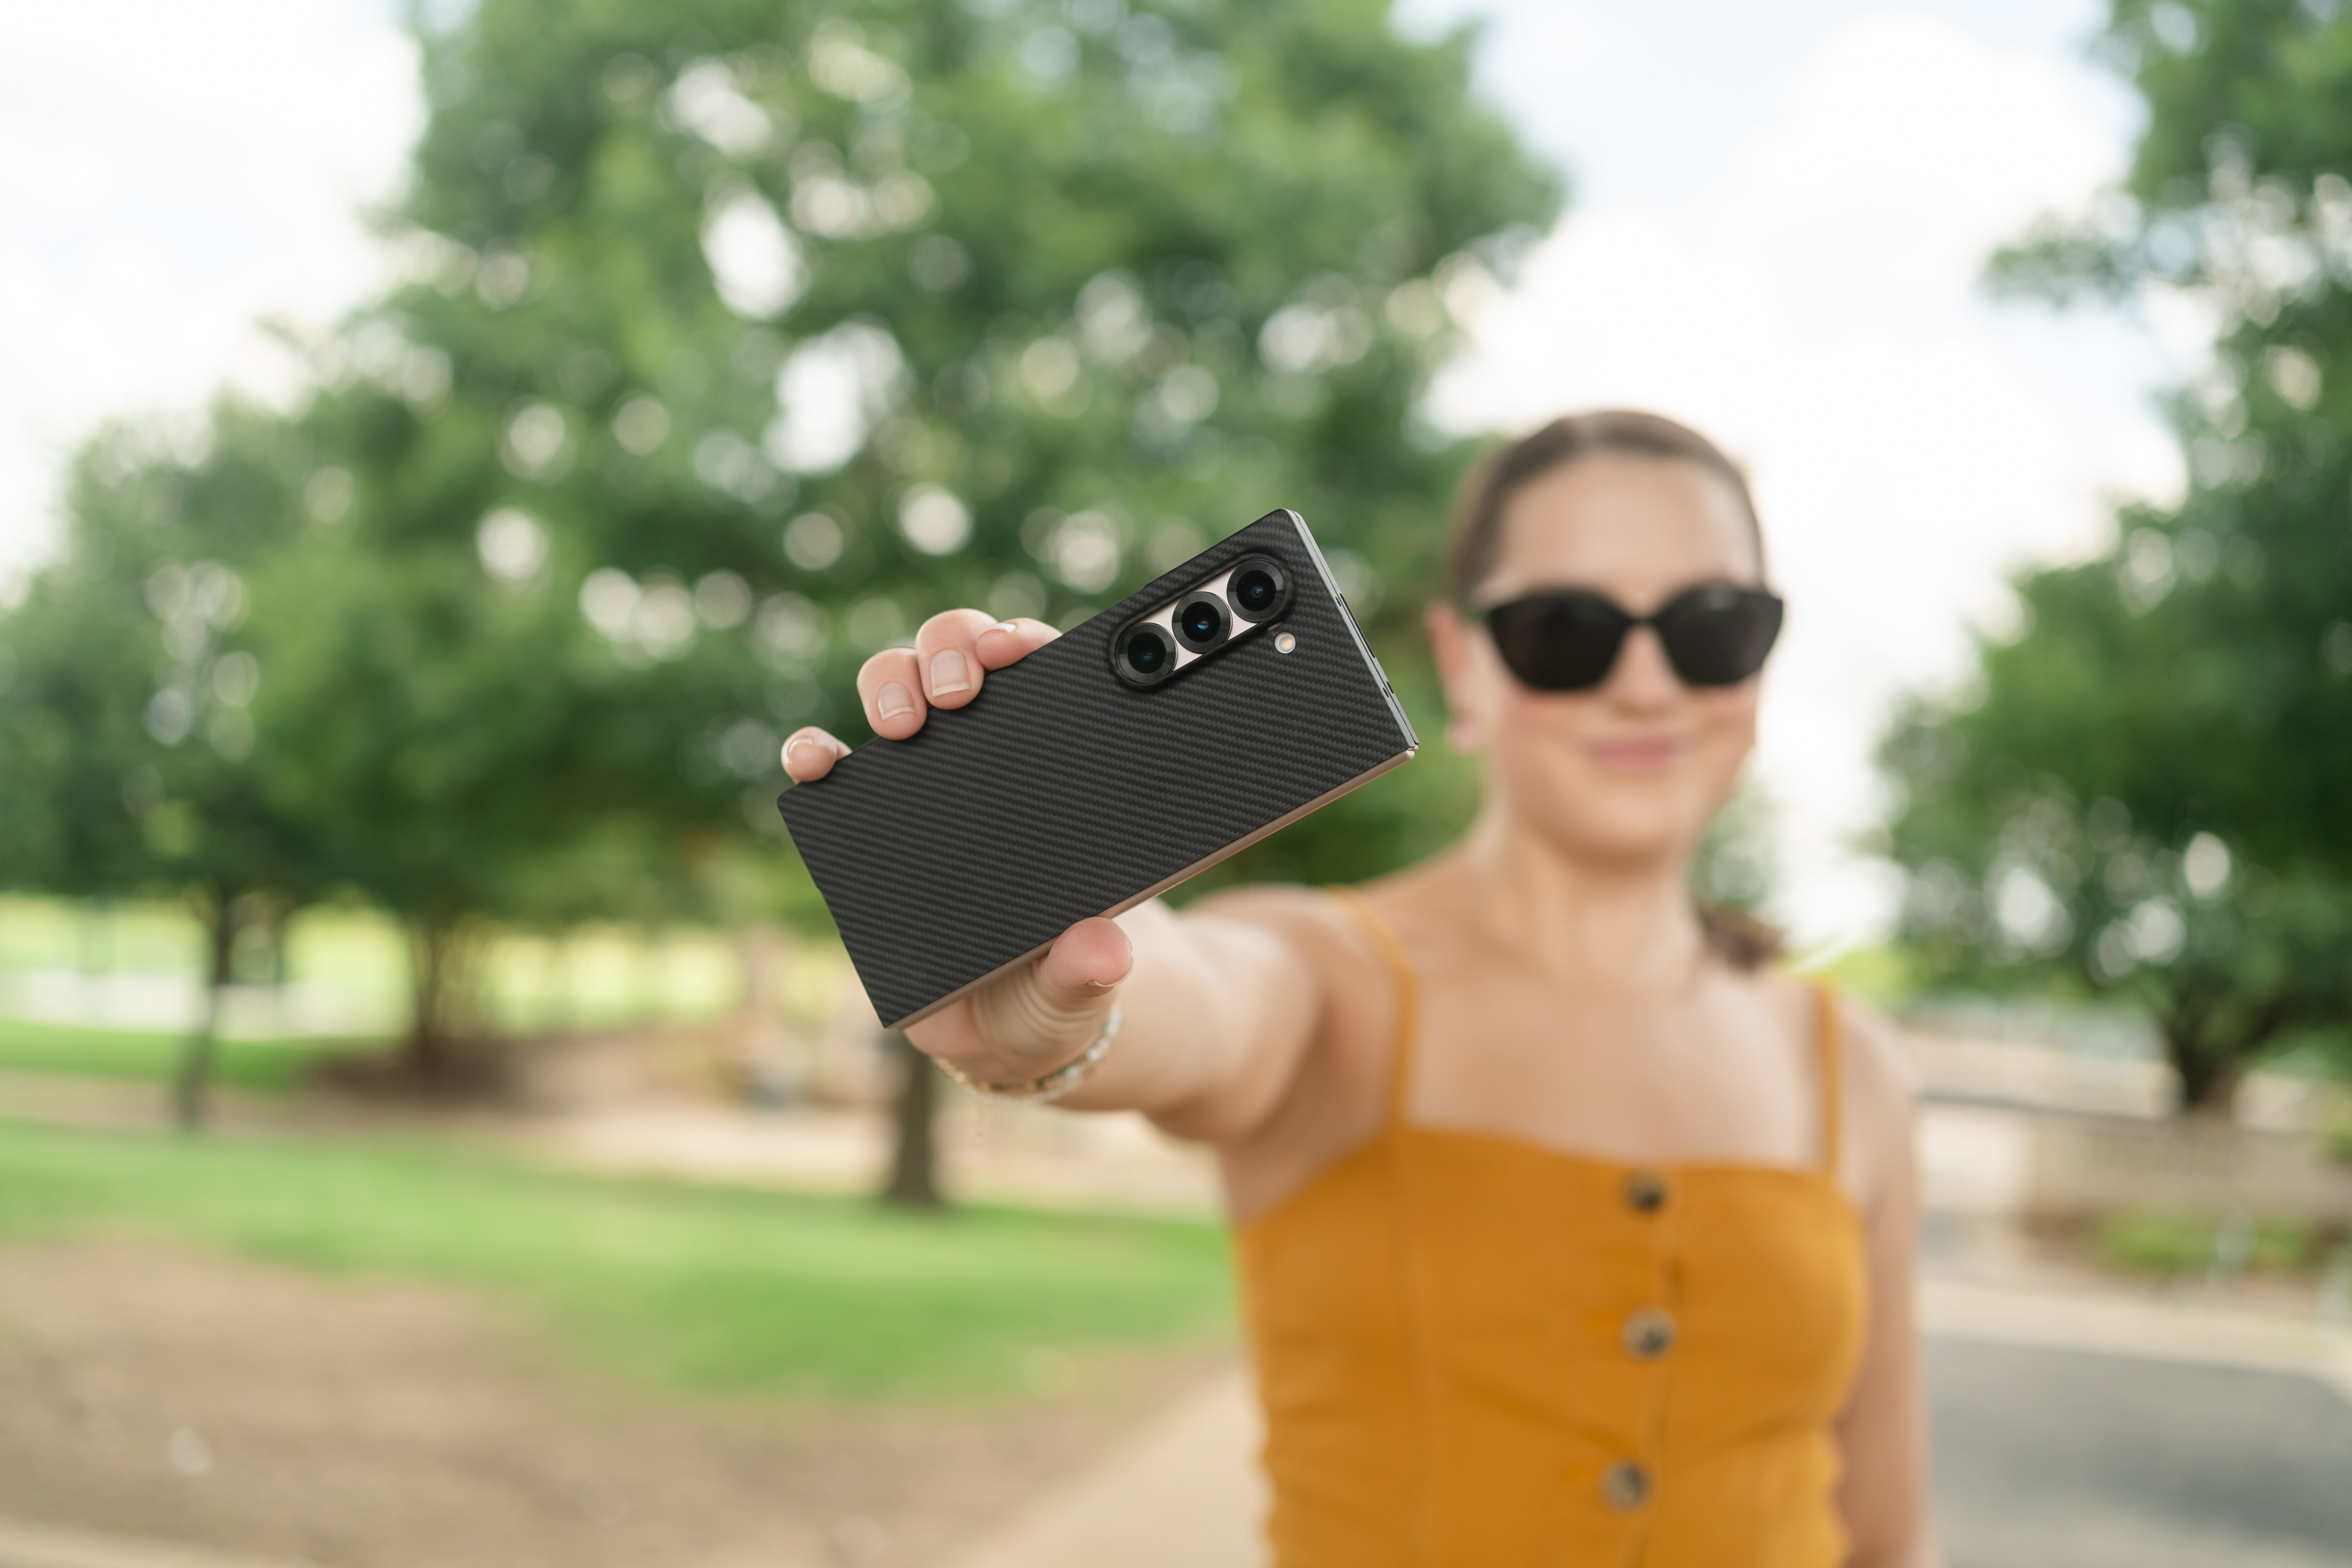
1171, 590, 1229, 653
1123, 625, 1172, 675
1222, 556, 1290, 622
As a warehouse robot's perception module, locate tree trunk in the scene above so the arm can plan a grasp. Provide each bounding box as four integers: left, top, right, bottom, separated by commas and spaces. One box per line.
881, 1032, 944, 1209
264, 901, 290, 990
2165, 1030, 2250, 1118
404, 918, 477, 1079
173, 903, 238, 1132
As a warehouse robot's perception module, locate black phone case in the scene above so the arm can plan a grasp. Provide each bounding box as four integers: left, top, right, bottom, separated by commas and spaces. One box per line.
777, 508, 1418, 1029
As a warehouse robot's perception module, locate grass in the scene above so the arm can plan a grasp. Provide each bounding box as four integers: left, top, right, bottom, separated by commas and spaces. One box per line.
0, 895, 788, 1037
0, 1017, 379, 1094
0, 1120, 1235, 1401
2095, 1209, 2330, 1277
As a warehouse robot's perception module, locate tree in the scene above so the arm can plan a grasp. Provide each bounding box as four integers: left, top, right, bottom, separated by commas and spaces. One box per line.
1884, 0, 2352, 1112
0, 407, 330, 1127
1881, 565, 2352, 1111
8, 0, 1556, 1182
309, 0, 1558, 1165
357, 0, 1557, 893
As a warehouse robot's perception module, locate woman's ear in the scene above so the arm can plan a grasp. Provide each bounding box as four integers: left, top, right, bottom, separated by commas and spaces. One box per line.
1425, 601, 1483, 754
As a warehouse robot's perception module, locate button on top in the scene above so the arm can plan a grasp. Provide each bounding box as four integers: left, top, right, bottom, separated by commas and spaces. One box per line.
1622, 1171, 1669, 1214
1600, 1459, 1651, 1511
1622, 1307, 1675, 1359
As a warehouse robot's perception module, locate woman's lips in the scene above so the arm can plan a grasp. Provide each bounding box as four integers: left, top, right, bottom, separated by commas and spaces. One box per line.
1586, 735, 1690, 771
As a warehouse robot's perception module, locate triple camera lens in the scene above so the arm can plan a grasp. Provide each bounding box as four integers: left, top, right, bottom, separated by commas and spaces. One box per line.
1110, 551, 1294, 689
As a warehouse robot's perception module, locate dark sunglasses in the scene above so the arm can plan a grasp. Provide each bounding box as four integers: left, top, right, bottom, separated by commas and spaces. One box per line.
1471, 582, 1784, 693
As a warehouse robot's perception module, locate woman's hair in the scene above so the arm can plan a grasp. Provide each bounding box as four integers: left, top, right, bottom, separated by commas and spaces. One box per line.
1442, 410, 1781, 971
1443, 410, 1766, 605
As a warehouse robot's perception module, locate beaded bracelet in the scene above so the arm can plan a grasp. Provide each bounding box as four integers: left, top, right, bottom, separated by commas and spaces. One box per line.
935, 1005, 1123, 1104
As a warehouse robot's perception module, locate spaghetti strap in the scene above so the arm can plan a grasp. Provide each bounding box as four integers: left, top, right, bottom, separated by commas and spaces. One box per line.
1326, 887, 1418, 1129
1812, 979, 1842, 1177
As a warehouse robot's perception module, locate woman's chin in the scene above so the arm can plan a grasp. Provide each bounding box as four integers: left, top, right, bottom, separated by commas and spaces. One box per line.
1512, 779, 1718, 867
1527, 809, 1706, 870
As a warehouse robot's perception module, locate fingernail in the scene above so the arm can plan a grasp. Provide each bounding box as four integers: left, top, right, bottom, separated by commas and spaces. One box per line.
929, 650, 970, 698
782, 737, 815, 766
992, 620, 1022, 637
877, 682, 915, 719
1084, 979, 1118, 991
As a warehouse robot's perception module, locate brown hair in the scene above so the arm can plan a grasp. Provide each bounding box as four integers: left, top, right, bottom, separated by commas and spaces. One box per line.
1443, 409, 1781, 971
1444, 410, 1766, 605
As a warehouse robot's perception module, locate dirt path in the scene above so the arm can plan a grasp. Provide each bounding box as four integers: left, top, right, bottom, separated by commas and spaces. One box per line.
0, 1241, 1225, 1568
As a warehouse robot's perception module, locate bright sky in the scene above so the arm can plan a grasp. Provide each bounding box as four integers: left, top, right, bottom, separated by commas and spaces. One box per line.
0, 0, 419, 584
1400, 0, 2201, 947
0, 0, 2200, 947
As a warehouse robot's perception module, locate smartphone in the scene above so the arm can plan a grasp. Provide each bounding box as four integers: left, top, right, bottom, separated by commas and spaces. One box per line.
778, 508, 1417, 1030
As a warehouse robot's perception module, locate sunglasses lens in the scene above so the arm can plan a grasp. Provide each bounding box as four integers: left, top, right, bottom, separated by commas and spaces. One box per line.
1653, 586, 1783, 686
1485, 595, 1629, 691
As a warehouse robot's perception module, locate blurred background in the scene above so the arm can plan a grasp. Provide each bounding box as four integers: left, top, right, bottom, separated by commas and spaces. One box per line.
1, 0, 2348, 1565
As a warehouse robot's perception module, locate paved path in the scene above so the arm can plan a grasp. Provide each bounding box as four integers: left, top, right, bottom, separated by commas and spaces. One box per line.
947, 1372, 1266, 1568
0, 1519, 313, 1568
1932, 1338, 2352, 1568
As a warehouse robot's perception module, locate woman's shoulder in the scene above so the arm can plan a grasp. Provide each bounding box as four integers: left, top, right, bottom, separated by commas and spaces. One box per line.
1785, 974, 1918, 1209
1823, 984, 1917, 1122
1743, 968, 1912, 1091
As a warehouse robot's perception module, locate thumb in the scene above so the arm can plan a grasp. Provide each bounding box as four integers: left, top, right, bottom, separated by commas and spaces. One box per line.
967, 916, 1133, 1063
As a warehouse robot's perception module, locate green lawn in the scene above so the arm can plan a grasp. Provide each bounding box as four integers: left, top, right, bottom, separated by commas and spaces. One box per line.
2096, 1207, 2327, 1278
0, 1121, 1235, 1401
0, 1018, 379, 1094
0, 895, 803, 1039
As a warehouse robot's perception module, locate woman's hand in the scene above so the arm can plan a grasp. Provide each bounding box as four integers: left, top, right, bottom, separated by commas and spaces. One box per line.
778, 610, 1132, 1083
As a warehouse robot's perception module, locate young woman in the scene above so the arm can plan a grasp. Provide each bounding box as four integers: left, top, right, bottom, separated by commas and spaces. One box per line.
782, 411, 1935, 1567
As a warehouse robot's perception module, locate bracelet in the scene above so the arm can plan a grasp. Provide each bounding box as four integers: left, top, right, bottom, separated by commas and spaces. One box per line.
936, 1005, 1123, 1104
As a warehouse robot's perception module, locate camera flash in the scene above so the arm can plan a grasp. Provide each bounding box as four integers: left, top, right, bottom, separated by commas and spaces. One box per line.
1274, 632, 1298, 654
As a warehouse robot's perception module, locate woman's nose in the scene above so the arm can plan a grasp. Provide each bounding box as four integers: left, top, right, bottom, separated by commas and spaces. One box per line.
1604, 625, 1681, 708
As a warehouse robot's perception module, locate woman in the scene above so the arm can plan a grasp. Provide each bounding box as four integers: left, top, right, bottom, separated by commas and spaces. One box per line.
783, 411, 1934, 1566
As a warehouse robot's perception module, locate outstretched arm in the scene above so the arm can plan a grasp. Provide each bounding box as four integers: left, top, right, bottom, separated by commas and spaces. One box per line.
782, 609, 1323, 1143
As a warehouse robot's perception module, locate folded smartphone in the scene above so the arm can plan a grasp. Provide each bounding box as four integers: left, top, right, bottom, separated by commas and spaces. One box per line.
779, 508, 1417, 1029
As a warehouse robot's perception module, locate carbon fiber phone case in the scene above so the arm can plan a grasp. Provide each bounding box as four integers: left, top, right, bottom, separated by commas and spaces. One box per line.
778, 509, 1417, 1029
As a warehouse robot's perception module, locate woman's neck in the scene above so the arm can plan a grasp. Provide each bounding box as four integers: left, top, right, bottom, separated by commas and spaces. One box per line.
1449, 804, 1708, 994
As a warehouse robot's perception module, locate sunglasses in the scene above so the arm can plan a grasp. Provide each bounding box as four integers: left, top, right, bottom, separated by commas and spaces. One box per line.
1471, 582, 1784, 693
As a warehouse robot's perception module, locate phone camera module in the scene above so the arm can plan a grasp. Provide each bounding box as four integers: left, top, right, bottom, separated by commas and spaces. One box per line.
1171, 589, 1230, 653
1224, 556, 1290, 622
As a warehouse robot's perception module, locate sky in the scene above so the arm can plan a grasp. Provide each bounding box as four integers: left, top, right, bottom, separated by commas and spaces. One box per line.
1398, 0, 2202, 946
0, 0, 2201, 948
0, 0, 419, 585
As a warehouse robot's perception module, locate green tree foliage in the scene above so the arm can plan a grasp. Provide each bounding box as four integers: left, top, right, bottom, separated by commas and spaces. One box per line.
0, 407, 329, 1123
0, 0, 1559, 1074
359, 0, 1556, 890
1886, 0, 2352, 1111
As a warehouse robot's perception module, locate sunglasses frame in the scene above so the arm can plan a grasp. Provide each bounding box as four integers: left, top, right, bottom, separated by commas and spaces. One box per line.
1468, 581, 1785, 693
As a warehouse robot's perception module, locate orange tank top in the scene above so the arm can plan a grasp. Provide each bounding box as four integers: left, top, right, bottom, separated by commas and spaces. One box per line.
1233, 894, 1868, 1568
